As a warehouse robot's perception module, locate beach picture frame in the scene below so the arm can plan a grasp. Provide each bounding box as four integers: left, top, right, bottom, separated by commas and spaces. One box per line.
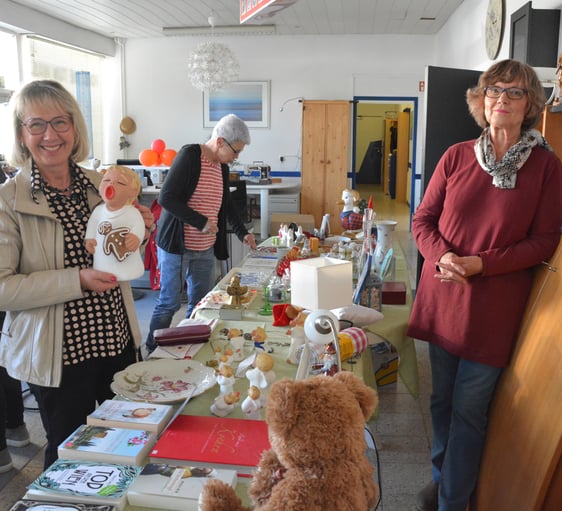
203, 80, 270, 128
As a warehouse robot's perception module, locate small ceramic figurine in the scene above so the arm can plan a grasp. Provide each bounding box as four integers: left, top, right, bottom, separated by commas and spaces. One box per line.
226, 275, 248, 308
338, 188, 363, 231
85, 165, 145, 281
241, 385, 263, 419
217, 364, 236, 395
210, 391, 240, 417
251, 326, 267, 351
229, 336, 246, 362
320, 343, 339, 376
246, 352, 275, 405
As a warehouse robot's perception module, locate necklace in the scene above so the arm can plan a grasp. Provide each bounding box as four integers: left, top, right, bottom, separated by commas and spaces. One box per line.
42, 176, 74, 194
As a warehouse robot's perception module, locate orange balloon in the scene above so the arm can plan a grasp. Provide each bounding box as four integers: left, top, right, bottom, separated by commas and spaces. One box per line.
151, 139, 166, 154
161, 148, 177, 166
139, 149, 161, 166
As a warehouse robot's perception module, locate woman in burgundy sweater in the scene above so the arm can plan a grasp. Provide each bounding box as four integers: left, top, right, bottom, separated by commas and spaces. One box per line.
409, 60, 561, 511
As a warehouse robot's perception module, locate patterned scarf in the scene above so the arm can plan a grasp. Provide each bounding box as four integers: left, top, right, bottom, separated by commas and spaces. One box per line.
474, 128, 552, 189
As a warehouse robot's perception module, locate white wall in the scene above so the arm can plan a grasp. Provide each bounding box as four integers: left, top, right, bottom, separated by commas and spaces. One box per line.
115, 34, 435, 179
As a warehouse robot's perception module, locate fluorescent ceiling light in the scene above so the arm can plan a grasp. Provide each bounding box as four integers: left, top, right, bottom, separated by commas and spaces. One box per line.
163, 24, 276, 36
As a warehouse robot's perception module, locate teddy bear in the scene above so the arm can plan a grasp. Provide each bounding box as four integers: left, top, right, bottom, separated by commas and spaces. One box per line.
200, 371, 379, 511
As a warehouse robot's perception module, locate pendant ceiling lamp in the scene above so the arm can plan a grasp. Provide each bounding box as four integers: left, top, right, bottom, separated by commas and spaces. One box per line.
187, 15, 240, 92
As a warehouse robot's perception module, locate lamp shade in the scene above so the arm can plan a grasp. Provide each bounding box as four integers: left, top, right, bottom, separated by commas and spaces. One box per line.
290, 257, 352, 311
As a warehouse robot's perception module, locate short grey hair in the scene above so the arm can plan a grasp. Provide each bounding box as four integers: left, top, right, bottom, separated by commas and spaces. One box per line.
9, 79, 90, 166
211, 114, 251, 145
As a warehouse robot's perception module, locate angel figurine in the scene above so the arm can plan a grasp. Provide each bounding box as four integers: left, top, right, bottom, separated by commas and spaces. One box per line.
85, 165, 145, 281
241, 385, 263, 419
246, 352, 275, 405
210, 391, 240, 417
217, 364, 236, 395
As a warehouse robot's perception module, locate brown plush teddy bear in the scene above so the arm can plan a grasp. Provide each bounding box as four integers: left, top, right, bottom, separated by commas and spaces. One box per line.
200, 371, 379, 511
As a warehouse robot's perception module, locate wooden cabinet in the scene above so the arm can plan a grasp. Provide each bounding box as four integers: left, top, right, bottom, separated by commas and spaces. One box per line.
540, 105, 562, 159
301, 100, 350, 231
472, 237, 562, 510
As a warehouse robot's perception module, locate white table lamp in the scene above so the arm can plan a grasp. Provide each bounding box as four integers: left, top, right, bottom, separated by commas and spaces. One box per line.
290, 257, 352, 379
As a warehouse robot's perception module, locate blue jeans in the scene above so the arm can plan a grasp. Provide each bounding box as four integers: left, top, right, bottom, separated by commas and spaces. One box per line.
429, 344, 502, 511
145, 246, 215, 352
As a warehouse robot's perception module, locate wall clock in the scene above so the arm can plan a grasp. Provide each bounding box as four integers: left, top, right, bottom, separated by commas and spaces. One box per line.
485, 0, 505, 60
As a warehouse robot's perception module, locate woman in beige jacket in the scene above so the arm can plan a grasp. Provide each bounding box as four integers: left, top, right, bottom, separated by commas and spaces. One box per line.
0, 80, 153, 468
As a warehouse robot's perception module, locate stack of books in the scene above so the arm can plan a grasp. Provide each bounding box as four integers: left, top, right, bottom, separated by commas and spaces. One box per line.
18, 399, 254, 510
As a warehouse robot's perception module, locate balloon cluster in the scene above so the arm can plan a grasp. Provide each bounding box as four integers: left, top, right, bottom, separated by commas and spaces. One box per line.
139, 139, 177, 166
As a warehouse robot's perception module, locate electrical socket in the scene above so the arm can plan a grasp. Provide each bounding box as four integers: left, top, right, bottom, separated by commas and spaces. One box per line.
279, 155, 284, 162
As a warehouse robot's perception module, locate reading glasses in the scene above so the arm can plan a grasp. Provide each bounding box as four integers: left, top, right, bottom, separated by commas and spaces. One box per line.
484, 86, 528, 100
223, 138, 242, 155
20, 116, 73, 135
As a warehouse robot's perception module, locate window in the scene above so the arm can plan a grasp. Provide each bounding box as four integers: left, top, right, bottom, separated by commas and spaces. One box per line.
21, 36, 105, 162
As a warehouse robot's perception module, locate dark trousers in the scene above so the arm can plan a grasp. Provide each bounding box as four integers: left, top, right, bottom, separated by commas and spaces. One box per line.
29, 342, 137, 468
1, 311, 26, 451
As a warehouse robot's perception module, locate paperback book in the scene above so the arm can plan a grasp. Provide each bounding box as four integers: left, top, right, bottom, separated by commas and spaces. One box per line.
24, 459, 141, 511
8, 501, 115, 511
86, 399, 175, 435
149, 414, 270, 477
126, 462, 237, 510
58, 424, 156, 466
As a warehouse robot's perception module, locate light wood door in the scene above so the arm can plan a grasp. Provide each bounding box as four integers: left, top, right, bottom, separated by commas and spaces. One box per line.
301, 100, 350, 231
540, 106, 562, 159
472, 237, 562, 510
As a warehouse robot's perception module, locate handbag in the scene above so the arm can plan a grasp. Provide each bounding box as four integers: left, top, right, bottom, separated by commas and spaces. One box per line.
154, 324, 211, 346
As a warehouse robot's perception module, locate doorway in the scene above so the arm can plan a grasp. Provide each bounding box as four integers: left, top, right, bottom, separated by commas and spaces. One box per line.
352, 96, 418, 225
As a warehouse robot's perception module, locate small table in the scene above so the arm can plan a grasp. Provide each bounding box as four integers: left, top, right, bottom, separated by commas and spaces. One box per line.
242, 177, 301, 238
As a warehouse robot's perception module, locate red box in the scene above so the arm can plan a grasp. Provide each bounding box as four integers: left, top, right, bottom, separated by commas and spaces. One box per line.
382, 281, 407, 305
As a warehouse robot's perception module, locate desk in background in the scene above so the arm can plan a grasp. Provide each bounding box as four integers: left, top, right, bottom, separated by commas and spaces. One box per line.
138, 178, 302, 239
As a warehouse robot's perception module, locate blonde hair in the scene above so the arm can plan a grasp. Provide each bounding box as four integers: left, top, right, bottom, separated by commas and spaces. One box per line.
9, 79, 90, 166
103, 165, 142, 203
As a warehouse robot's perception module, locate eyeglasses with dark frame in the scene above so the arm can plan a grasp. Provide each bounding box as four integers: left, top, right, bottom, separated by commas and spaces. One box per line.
223, 138, 242, 155
484, 86, 528, 100
20, 116, 73, 135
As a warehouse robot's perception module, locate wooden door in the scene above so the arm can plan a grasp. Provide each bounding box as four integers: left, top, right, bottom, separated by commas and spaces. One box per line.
301, 100, 350, 231
541, 106, 562, 159
471, 237, 562, 510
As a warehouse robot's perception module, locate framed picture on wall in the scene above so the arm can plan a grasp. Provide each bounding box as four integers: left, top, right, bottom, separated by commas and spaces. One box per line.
203, 80, 270, 128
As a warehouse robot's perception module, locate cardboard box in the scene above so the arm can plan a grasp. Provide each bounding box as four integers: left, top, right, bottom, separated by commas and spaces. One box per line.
382, 281, 407, 305
370, 341, 399, 387
269, 213, 315, 237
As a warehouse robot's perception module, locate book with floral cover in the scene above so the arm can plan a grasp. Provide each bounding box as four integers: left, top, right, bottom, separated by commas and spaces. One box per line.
87, 399, 174, 435
24, 459, 141, 511
126, 462, 237, 510
57, 424, 156, 466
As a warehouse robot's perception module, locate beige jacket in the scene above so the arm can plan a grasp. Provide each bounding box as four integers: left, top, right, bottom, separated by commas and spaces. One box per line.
0, 166, 141, 387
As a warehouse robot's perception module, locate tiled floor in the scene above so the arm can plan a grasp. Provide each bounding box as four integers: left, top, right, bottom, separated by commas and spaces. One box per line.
0, 185, 432, 511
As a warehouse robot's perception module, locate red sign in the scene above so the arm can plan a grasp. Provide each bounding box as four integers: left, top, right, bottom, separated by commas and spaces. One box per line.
240, 0, 298, 24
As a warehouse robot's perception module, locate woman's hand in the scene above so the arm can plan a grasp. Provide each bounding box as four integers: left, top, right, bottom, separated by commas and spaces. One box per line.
243, 233, 257, 250
79, 268, 120, 293
435, 253, 483, 285
135, 202, 155, 240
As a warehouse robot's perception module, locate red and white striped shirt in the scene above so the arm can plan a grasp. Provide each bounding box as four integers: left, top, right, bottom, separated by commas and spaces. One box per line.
184, 155, 223, 251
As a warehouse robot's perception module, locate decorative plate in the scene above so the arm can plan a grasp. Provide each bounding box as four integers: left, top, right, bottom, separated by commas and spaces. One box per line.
111, 359, 216, 403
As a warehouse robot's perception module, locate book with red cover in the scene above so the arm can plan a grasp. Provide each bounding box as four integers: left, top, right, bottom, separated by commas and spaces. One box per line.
149, 415, 270, 477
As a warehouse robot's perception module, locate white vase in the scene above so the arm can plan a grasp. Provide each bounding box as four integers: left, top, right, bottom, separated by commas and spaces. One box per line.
373, 220, 398, 275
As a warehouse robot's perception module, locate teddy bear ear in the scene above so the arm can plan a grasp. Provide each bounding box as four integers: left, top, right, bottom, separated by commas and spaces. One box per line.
266, 377, 301, 432
333, 372, 378, 420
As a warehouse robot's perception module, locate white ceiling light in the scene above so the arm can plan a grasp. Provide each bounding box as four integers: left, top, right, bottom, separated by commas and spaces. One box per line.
163, 24, 276, 36
186, 15, 240, 92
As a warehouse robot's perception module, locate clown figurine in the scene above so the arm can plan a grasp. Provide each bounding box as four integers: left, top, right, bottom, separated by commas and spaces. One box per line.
85, 165, 145, 281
